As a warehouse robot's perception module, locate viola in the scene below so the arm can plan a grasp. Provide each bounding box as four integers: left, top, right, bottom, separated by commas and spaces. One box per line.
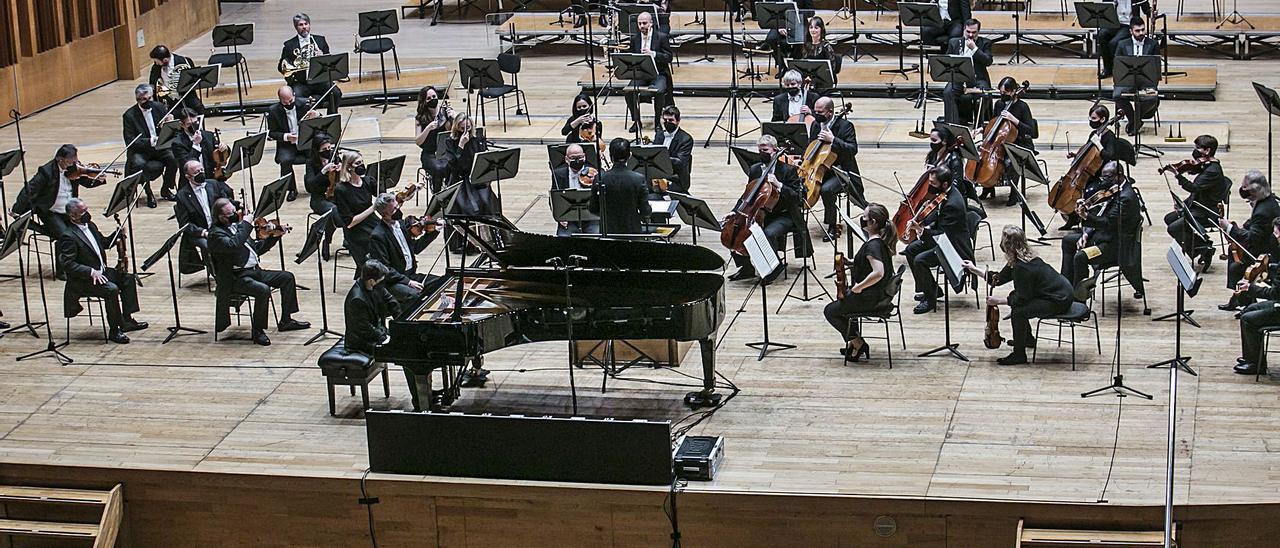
395, 182, 426, 203
1158, 157, 1209, 176
406, 215, 441, 238
721, 152, 783, 255
965, 81, 1029, 189
833, 252, 848, 297
797, 103, 852, 208
900, 190, 947, 244
1234, 253, 1271, 298
211, 129, 230, 181
113, 229, 129, 272
254, 218, 292, 239
577, 166, 598, 187
1048, 114, 1122, 215
984, 302, 1004, 350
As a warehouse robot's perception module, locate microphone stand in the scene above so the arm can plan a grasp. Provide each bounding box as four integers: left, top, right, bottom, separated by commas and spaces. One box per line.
550, 255, 581, 415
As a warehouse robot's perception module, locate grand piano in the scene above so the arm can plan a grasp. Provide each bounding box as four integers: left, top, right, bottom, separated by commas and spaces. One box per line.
374, 216, 726, 412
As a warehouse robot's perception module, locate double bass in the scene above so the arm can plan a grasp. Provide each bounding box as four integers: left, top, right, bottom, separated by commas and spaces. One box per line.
965, 81, 1029, 188
797, 103, 852, 208
721, 152, 783, 255
1047, 114, 1121, 215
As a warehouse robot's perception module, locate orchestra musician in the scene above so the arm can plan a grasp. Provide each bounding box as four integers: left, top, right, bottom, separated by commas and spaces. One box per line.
563, 93, 604, 146
1162, 135, 1228, 271
13, 144, 106, 239
811, 97, 861, 240
343, 259, 401, 364
625, 11, 674, 133
57, 198, 148, 344
905, 165, 972, 315
589, 138, 652, 236
265, 86, 316, 202
920, 0, 972, 48
366, 193, 441, 305
823, 203, 896, 360
771, 70, 819, 123
727, 135, 805, 283
279, 13, 341, 114
793, 17, 840, 87
927, 126, 974, 202
978, 77, 1038, 205
148, 45, 204, 115
1218, 170, 1280, 310
443, 115, 499, 220
123, 84, 178, 208
940, 19, 993, 126
550, 144, 601, 236
174, 108, 227, 182
1097, 1, 1153, 79
651, 105, 694, 194
305, 133, 339, 261
1232, 218, 1280, 376
1112, 18, 1160, 136
962, 225, 1074, 366
1059, 161, 1145, 298
208, 197, 311, 346
414, 86, 452, 192
174, 160, 234, 275
331, 151, 378, 273
1060, 104, 1130, 230
762, 1, 815, 77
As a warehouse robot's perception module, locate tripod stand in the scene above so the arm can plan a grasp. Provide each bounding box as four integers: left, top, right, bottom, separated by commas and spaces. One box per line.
776, 216, 830, 312
1217, 0, 1252, 30
1, 214, 44, 339
1082, 199, 1152, 400
706, 11, 760, 152
1007, 10, 1036, 64
15, 233, 71, 366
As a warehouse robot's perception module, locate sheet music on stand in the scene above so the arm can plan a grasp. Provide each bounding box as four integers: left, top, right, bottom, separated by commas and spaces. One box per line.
933, 233, 965, 293
745, 223, 780, 277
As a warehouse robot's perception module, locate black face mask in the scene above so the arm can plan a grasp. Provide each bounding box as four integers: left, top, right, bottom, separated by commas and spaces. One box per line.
1241, 186, 1252, 200
662, 121, 678, 133
1192, 149, 1204, 160
1089, 119, 1104, 130
930, 141, 943, 151
283, 103, 295, 111
75, 211, 91, 225
354, 164, 367, 176
193, 171, 205, 181
568, 159, 585, 171
576, 107, 590, 115
813, 112, 828, 123
859, 217, 869, 229
426, 99, 439, 109
787, 87, 801, 97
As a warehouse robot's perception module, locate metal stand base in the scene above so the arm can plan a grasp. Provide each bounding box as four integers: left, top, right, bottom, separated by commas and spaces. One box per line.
1082, 375, 1153, 399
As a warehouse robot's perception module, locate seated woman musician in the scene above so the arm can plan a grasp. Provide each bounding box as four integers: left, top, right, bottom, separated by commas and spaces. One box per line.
823, 203, 896, 361
562, 93, 604, 147
792, 16, 840, 87
977, 77, 1037, 206
962, 225, 1074, 366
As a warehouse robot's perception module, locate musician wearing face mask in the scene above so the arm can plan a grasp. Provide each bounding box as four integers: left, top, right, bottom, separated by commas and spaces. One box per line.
905, 166, 972, 315
279, 13, 341, 114
174, 108, 227, 184
927, 126, 974, 201
1231, 218, 1280, 377
415, 86, 452, 192
12, 144, 106, 239
562, 93, 604, 146
266, 86, 317, 202
551, 144, 601, 236
57, 198, 148, 344
823, 203, 896, 361
174, 160, 234, 275
771, 70, 819, 123
305, 133, 339, 261
940, 19, 992, 126
625, 11, 673, 133
366, 193, 442, 305
727, 135, 804, 283
1059, 161, 1144, 297
652, 105, 693, 194
978, 77, 1038, 205
1162, 134, 1228, 272
331, 151, 379, 272
443, 115, 500, 220
208, 198, 310, 346
123, 84, 178, 208
962, 225, 1073, 366
1059, 105, 1130, 230
811, 97, 861, 241
148, 45, 204, 115
1218, 170, 1280, 311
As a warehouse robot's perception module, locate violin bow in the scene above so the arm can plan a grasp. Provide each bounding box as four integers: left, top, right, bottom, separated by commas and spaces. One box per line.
1191, 200, 1258, 263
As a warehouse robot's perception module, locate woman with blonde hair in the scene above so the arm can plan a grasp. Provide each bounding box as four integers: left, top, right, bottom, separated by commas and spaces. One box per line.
330, 150, 378, 272
962, 225, 1074, 365
823, 203, 896, 361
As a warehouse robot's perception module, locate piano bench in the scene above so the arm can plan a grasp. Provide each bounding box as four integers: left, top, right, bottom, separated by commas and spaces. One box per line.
318, 340, 390, 416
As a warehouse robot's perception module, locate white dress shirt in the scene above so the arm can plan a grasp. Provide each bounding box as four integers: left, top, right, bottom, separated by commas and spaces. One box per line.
77, 224, 104, 270
938, 0, 950, 21
51, 172, 73, 214
787, 93, 804, 117
389, 221, 414, 272
192, 183, 213, 227
141, 106, 158, 146
286, 107, 299, 135
236, 223, 260, 269
1117, 0, 1133, 25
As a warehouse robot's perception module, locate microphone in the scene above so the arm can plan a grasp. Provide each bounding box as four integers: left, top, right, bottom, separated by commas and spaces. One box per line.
545, 257, 565, 267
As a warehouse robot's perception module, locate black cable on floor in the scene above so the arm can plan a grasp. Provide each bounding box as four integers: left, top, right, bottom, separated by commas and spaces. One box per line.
359, 468, 381, 548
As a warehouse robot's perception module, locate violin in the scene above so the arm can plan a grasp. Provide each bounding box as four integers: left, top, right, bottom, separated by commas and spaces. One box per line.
797, 103, 853, 208
1158, 157, 1209, 176
405, 215, 441, 238
254, 217, 292, 239
211, 128, 230, 181
965, 81, 1029, 189
1075, 183, 1120, 220
395, 182, 426, 203
985, 302, 1004, 350
1236, 254, 1272, 297
65, 162, 120, 179
1048, 114, 1122, 215
900, 190, 947, 244
577, 166, 598, 188
721, 152, 783, 255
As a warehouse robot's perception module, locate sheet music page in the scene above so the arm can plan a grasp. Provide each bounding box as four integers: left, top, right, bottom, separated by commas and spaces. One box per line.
746, 223, 781, 276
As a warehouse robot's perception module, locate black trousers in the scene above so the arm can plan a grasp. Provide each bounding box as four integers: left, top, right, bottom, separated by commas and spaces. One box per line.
1163, 210, 1214, 262
420, 151, 450, 193
1113, 85, 1160, 133
72, 267, 140, 330
1010, 298, 1072, 349
624, 75, 671, 129
309, 195, 338, 249
1240, 300, 1280, 364
289, 81, 342, 115
823, 289, 883, 339
36, 210, 71, 239
820, 170, 862, 227
127, 148, 179, 200
905, 238, 943, 300
1096, 26, 1130, 75
276, 144, 306, 193
230, 267, 300, 331
921, 19, 964, 47
729, 215, 797, 276
179, 235, 209, 275
942, 80, 989, 125
1061, 232, 1143, 295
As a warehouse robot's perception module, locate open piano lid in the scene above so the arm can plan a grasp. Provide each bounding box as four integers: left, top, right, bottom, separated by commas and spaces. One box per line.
454, 215, 725, 272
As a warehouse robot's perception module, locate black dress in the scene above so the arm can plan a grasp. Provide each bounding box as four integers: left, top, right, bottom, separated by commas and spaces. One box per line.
824, 237, 893, 338
443, 136, 499, 217
333, 179, 378, 271
417, 118, 449, 192
990, 257, 1073, 349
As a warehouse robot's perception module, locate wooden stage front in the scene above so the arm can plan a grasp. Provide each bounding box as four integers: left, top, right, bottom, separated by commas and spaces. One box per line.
2, 0, 1280, 545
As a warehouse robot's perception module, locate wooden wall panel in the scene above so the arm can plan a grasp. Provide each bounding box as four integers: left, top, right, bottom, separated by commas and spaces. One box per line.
120, 0, 217, 78
0, 30, 118, 117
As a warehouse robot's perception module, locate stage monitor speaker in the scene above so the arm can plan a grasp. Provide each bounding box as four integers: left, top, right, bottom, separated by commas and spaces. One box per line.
366, 411, 674, 485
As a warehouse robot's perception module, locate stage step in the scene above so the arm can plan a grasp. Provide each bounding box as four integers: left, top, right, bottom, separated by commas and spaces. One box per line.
0, 518, 100, 538
1017, 519, 1171, 547
0, 484, 124, 548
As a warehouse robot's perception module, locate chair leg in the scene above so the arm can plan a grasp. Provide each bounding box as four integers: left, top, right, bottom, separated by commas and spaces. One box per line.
392, 48, 401, 79
358, 52, 364, 83
1069, 322, 1077, 371
1093, 313, 1102, 353
349, 384, 356, 396
884, 320, 893, 369
327, 379, 337, 416
1032, 320, 1041, 363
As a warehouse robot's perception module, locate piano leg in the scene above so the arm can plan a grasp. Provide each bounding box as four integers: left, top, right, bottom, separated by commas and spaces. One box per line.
403, 367, 435, 412
684, 336, 723, 409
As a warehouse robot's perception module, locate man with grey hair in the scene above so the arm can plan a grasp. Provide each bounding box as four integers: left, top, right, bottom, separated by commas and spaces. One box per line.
12, 144, 106, 239
174, 159, 233, 274
771, 70, 818, 123
1220, 170, 1280, 310
57, 198, 147, 344
366, 192, 441, 304
279, 12, 340, 114
123, 83, 178, 207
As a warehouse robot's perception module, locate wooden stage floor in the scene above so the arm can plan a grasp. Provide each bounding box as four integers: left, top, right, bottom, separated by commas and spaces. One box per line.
0, 0, 1278, 512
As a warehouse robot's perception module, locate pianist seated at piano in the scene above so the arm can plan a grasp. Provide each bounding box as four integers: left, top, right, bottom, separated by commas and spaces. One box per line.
366, 192, 442, 305
343, 259, 401, 357
589, 138, 652, 236
551, 144, 601, 236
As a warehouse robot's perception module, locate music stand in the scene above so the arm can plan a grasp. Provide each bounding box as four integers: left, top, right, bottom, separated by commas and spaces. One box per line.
1004, 143, 1052, 244
154, 120, 184, 151
550, 189, 600, 234
224, 131, 267, 207
307, 53, 350, 114
895, 3, 942, 85
212, 23, 256, 124
610, 53, 662, 143
1253, 82, 1280, 183
761, 122, 810, 154
919, 232, 968, 362
755, 3, 795, 36
924, 56, 975, 137
730, 146, 760, 176
0, 212, 45, 340
668, 192, 719, 245
0, 148, 23, 227
1151, 194, 1208, 328
470, 148, 521, 213
104, 171, 147, 279
295, 209, 343, 345
1114, 54, 1162, 157
940, 122, 980, 160
255, 175, 293, 220
426, 182, 462, 218
627, 145, 676, 182
357, 9, 403, 112
743, 223, 793, 360
786, 59, 835, 92
1074, 3, 1120, 100
1147, 244, 1200, 375
615, 3, 659, 36
298, 114, 340, 152
367, 155, 407, 193
142, 225, 208, 343
457, 58, 502, 125
547, 143, 600, 170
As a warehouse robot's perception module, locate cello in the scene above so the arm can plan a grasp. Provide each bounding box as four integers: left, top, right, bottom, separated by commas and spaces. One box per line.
721, 152, 783, 255
797, 103, 852, 208
892, 167, 941, 240
1047, 114, 1121, 215
965, 81, 1029, 188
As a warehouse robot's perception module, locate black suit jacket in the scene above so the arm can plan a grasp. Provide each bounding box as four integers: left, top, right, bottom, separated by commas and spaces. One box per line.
147, 53, 194, 90
936, 0, 971, 22
653, 128, 694, 193
629, 30, 672, 76
770, 90, 820, 123
750, 160, 806, 229
265, 98, 313, 164
174, 180, 234, 238
945, 37, 993, 85
175, 129, 220, 176
809, 117, 859, 172
367, 218, 439, 285
1232, 195, 1280, 258
123, 101, 168, 155
56, 221, 119, 318
280, 35, 331, 83
589, 165, 652, 234
923, 184, 974, 260
1083, 180, 1142, 246
343, 281, 400, 356
13, 160, 104, 217
1177, 161, 1229, 213
208, 220, 278, 330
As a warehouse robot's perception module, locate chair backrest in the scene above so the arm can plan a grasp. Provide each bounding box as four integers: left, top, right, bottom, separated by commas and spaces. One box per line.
497, 53, 520, 74
879, 264, 908, 309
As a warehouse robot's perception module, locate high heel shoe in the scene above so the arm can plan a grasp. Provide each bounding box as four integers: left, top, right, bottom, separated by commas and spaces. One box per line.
844, 338, 868, 362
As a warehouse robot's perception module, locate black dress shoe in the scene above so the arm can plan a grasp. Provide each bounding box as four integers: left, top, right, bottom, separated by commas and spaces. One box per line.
0, 320, 8, 329
121, 320, 149, 333
1236, 362, 1260, 375
460, 368, 490, 387
286, 190, 298, 202
108, 328, 130, 344
321, 244, 332, 262
913, 300, 936, 314
146, 199, 158, 209
1218, 302, 1240, 311
914, 292, 928, 302
252, 331, 272, 346
278, 318, 311, 332
727, 267, 755, 281
1005, 193, 1019, 207
997, 351, 1028, 365
628, 123, 641, 134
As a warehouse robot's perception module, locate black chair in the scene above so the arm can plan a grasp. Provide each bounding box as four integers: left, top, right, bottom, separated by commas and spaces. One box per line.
1032, 301, 1101, 371
478, 53, 531, 131
65, 296, 108, 342
355, 37, 401, 83
213, 290, 278, 341
844, 265, 908, 368
208, 52, 252, 92
318, 338, 390, 416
